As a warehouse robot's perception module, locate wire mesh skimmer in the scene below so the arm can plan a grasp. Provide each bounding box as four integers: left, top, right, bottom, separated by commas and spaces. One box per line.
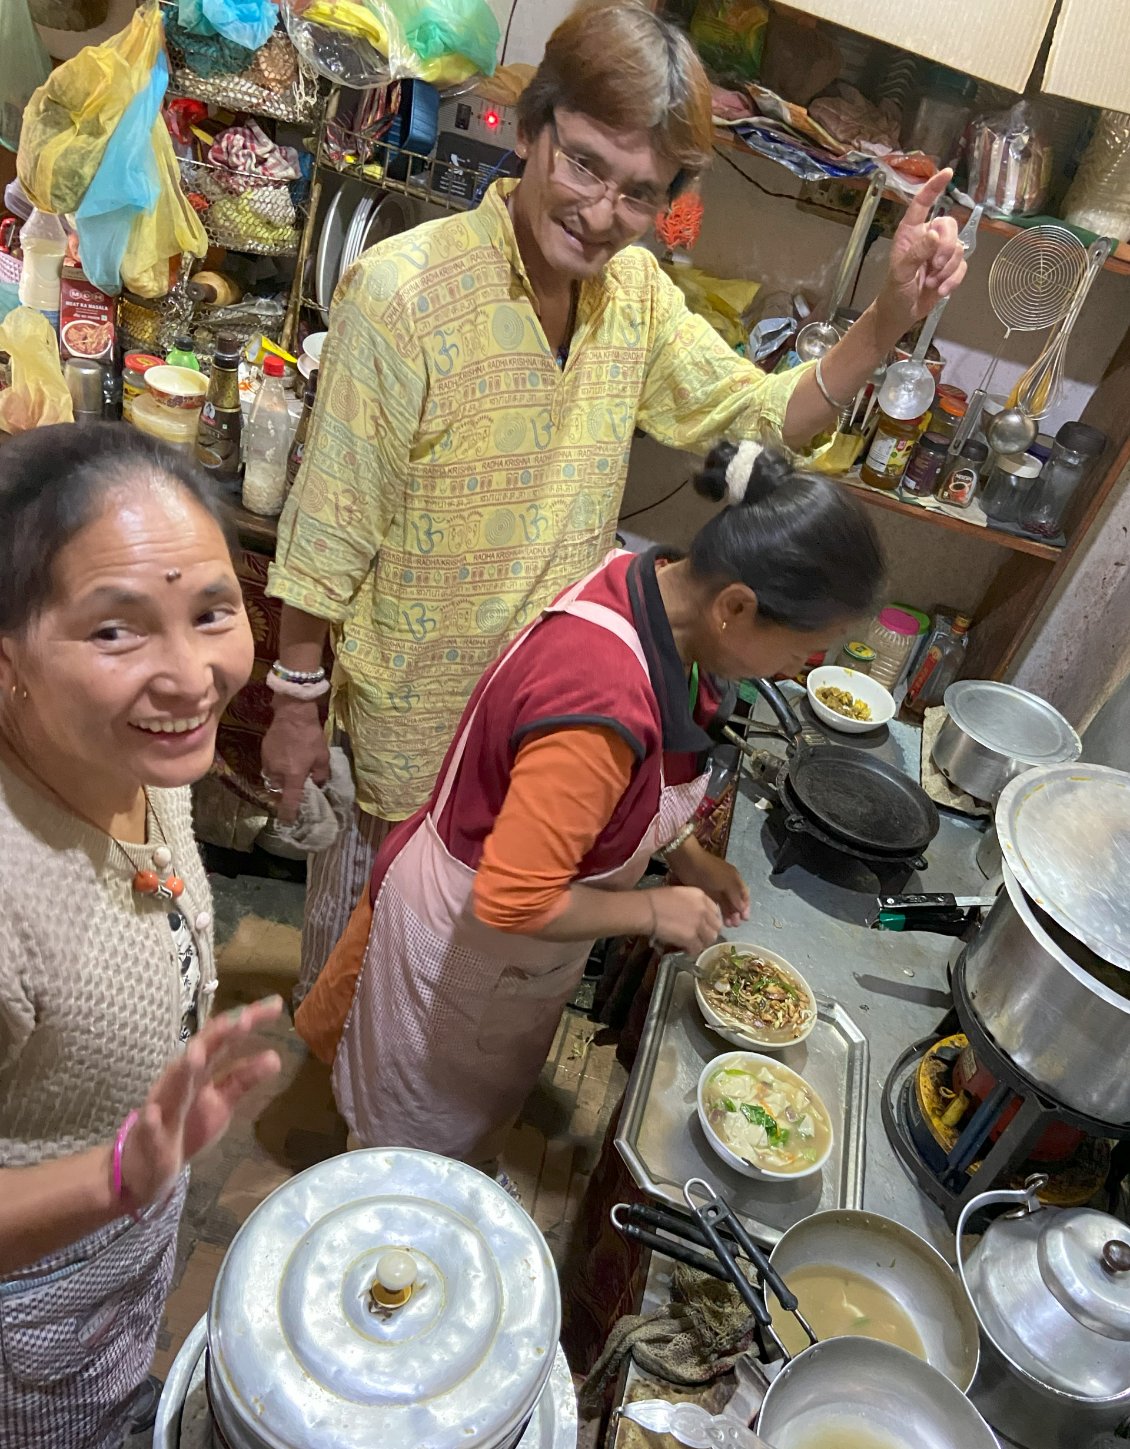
951, 224, 1088, 454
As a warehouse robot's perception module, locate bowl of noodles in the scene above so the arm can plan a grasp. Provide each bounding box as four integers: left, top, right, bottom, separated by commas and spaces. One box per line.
697, 1051, 834, 1180
695, 941, 817, 1050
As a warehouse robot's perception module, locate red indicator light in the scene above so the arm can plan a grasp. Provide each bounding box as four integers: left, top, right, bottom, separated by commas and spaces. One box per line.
485, 109, 500, 129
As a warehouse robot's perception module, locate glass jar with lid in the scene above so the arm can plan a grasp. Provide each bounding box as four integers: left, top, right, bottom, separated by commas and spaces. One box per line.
936, 439, 989, 509
981, 453, 1043, 525
1019, 421, 1106, 538
929, 393, 967, 447
860, 410, 924, 491
901, 431, 950, 497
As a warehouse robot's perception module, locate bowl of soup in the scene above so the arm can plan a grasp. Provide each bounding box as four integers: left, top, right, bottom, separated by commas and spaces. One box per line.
697, 1051, 833, 1180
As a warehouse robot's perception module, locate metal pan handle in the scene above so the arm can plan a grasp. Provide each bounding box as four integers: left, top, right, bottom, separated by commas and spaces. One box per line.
746, 679, 803, 746
610, 1205, 736, 1282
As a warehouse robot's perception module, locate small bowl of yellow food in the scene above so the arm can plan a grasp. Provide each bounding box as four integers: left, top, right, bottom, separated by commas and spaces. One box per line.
807, 665, 895, 734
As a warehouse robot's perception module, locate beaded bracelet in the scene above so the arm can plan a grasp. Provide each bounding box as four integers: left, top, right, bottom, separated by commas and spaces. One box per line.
112, 1110, 143, 1222
270, 660, 327, 686
657, 820, 697, 861
266, 672, 331, 702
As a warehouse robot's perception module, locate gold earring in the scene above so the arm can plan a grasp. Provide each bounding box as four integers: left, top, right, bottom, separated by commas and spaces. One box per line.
9, 684, 27, 701
721, 621, 728, 632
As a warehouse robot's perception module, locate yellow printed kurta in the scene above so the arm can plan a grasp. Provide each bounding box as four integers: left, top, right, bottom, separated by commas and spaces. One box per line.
268, 180, 811, 820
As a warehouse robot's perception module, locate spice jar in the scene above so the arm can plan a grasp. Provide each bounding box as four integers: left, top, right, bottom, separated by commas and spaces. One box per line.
936, 439, 989, 509
980, 452, 1043, 524
901, 432, 950, 497
929, 394, 967, 447
837, 640, 876, 674
860, 411, 925, 491
122, 351, 162, 423
865, 607, 921, 690
1019, 421, 1106, 539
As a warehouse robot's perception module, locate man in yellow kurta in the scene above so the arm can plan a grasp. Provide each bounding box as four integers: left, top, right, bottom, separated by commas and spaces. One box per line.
266, 1, 966, 996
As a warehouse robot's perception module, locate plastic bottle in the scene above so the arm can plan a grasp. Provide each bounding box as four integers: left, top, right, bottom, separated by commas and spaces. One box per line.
242, 355, 292, 516
166, 335, 201, 371
860, 409, 925, 491
904, 615, 972, 716
17, 208, 66, 329
1019, 421, 1106, 539
195, 334, 243, 482
865, 607, 921, 690
286, 367, 318, 492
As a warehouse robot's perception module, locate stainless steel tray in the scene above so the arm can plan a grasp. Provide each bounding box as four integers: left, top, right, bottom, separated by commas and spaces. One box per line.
616, 957, 868, 1246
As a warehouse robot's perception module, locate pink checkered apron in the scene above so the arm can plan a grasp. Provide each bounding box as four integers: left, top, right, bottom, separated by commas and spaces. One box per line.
0, 1174, 187, 1449
333, 564, 710, 1163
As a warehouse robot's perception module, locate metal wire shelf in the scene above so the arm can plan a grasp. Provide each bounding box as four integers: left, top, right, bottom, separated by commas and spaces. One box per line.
180, 157, 306, 257
162, 6, 322, 125
318, 125, 518, 216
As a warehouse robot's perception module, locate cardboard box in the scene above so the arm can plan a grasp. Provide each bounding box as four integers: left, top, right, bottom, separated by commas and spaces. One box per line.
1043, 0, 1130, 111
771, 0, 1056, 93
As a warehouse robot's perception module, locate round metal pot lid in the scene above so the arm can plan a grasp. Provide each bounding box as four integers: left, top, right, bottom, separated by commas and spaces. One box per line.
207, 1149, 560, 1449
942, 680, 1081, 765
996, 764, 1130, 972
1039, 1209, 1130, 1341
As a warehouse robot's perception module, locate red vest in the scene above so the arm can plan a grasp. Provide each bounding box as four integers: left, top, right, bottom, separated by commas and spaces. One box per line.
371, 552, 716, 900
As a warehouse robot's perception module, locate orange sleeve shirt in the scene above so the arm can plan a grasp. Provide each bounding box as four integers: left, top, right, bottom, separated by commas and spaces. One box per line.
472, 726, 637, 934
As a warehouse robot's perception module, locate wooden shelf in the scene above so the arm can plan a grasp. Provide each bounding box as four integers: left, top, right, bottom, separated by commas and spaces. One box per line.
828, 474, 1062, 559
714, 132, 1130, 277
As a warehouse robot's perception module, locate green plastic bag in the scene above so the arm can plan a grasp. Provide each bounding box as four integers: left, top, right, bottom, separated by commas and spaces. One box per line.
0, 0, 51, 154
399, 0, 499, 76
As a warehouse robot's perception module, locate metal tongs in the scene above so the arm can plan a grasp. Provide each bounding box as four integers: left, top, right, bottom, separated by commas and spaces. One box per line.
611, 1178, 816, 1366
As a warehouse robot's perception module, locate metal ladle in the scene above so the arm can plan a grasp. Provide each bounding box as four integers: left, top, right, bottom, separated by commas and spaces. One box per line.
794, 172, 885, 363
985, 405, 1037, 456
876, 203, 983, 419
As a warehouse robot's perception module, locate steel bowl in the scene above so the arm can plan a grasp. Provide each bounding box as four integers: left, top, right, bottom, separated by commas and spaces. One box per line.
758, 1338, 999, 1448
768, 1209, 980, 1391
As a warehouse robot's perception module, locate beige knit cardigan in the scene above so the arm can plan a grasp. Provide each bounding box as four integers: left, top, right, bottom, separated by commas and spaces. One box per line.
0, 759, 216, 1167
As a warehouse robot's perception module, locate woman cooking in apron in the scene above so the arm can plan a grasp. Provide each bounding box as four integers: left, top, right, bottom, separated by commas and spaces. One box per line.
296, 442, 885, 1165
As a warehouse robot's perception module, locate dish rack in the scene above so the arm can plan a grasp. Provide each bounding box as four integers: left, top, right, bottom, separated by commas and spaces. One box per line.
180, 157, 307, 257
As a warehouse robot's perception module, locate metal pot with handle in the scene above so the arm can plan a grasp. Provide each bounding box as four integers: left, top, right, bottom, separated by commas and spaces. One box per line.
932, 680, 1080, 803
957, 1174, 1130, 1448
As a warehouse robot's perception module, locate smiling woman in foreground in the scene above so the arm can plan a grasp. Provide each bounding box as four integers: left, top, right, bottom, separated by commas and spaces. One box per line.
0, 425, 281, 1449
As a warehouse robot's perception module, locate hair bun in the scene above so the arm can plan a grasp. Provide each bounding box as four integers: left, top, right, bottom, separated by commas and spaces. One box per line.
694, 440, 791, 507
742, 447, 791, 506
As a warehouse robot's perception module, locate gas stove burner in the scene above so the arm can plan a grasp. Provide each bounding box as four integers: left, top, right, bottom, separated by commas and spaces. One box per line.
882, 951, 1130, 1225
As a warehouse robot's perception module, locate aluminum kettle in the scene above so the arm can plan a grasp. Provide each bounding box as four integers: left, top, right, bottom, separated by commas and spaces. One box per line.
956, 1175, 1130, 1448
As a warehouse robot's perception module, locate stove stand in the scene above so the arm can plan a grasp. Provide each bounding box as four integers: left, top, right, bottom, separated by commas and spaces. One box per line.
883, 951, 1130, 1226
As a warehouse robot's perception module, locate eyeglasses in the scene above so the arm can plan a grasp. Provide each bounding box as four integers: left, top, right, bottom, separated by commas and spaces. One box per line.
548, 119, 664, 225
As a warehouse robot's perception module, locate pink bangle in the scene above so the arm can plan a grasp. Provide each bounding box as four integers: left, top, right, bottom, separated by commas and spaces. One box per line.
112, 1110, 143, 1221
265, 672, 331, 701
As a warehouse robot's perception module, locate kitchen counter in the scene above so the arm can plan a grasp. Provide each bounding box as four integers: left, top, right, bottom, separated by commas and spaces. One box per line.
719, 694, 988, 1254
610, 700, 1024, 1446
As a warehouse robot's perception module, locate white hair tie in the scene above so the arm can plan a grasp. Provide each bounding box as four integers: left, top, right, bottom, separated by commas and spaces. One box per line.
724, 440, 763, 505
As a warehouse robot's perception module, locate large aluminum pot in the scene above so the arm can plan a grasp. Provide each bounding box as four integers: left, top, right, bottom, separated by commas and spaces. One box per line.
768, 1209, 980, 1391
933, 680, 1080, 803
964, 860, 1130, 1122
757, 1337, 998, 1448
196, 1150, 562, 1449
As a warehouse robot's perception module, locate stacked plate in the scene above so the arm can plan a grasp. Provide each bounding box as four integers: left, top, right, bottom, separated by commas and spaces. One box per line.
314, 183, 415, 323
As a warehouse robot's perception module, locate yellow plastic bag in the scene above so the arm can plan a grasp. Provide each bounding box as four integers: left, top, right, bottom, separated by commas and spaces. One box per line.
0, 308, 74, 434
120, 118, 209, 299
17, 3, 163, 215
